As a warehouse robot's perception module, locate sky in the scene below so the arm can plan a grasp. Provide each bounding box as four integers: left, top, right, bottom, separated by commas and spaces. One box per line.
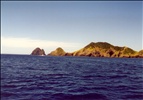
1, 1, 142, 54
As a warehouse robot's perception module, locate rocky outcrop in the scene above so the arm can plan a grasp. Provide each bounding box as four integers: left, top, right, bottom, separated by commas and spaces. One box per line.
31, 47, 46, 56
65, 52, 73, 56
48, 47, 66, 56
137, 50, 143, 58
31, 42, 143, 58
71, 42, 140, 58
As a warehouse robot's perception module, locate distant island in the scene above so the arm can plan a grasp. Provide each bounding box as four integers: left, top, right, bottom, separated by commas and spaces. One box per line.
31, 42, 143, 58
31, 47, 46, 56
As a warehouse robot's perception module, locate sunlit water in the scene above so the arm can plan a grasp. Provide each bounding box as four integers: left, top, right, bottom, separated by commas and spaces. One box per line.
1, 54, 143, 100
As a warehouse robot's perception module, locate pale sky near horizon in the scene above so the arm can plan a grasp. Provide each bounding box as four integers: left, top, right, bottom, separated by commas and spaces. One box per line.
1, 1, 143, 54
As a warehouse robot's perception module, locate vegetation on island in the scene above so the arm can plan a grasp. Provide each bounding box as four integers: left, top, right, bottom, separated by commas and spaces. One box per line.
48, 47, 66, 56
31, 42, 143, 58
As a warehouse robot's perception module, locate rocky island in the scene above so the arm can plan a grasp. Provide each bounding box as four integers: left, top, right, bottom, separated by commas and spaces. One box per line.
31, 42, 143, 58
48, 47, 66, 56
31, 47, 46, 56
70, 42, 140, 58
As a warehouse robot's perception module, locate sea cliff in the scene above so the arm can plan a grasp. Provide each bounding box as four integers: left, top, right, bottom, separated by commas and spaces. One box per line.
31, 47, 46, 56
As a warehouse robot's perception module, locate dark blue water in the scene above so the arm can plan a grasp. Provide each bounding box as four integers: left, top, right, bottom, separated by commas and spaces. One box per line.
1, 54, 143, 100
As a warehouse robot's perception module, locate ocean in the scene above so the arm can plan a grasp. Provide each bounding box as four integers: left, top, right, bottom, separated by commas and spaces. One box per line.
1, 54, 143, 100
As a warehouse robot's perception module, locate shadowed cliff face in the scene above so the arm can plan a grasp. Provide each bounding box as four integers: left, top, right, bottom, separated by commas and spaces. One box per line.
31, 47, 46, 56
48, 47, 66, 56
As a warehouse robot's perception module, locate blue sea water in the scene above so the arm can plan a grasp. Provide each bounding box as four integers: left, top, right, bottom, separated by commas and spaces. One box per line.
1, 54, 143, 100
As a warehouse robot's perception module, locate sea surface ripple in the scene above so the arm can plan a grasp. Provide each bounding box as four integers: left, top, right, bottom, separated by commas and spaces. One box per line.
1, 54, 143, 100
